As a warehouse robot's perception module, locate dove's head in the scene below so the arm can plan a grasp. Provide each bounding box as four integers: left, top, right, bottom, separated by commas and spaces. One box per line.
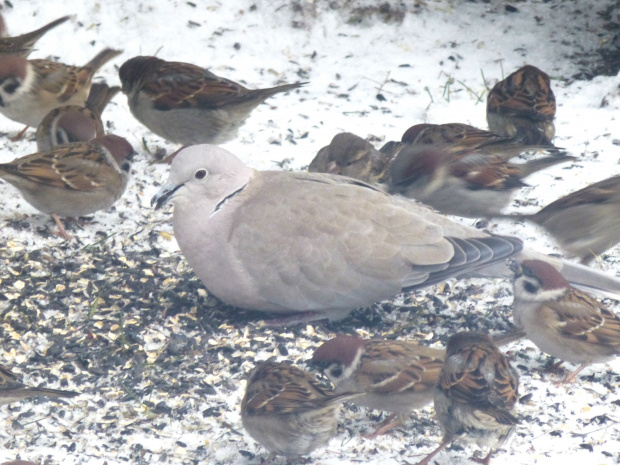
151, 144, 253, 210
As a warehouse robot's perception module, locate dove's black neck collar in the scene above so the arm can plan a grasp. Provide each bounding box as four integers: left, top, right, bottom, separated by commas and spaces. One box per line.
213, 183, 248, 214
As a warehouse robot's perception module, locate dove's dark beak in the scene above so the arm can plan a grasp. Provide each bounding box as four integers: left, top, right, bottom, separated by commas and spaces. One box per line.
151, 183, 183, 210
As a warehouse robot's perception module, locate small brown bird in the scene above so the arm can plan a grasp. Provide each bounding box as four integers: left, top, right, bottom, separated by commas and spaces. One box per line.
388, 143, 573, 218
118, 55, 305, 145
0, 135, 135, 239
415, 331, 519, 465
36, 82, 121, 151
401, 122, 563, 157
487, 65, 556, 145
510, 259, 620, 383
501, 176, 620, 264
311, 335, 445, 438
0, 364, 78, 405
311, 331, 525, 439
0, 48, 122, 130
0, 15, 70, 57
315, 125, 566, 194
378, 139, 404, 160
308, 132, 391, 184
240, 359, 360, 458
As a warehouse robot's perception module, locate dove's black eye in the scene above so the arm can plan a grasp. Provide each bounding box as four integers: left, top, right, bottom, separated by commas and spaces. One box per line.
195, 169, 207, 180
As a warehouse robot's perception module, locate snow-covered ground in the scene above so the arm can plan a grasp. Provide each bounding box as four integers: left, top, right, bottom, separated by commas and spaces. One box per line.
0, 1, 619, 464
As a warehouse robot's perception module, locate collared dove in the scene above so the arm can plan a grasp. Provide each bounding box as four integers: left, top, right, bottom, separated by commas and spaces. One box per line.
152, 145, 620, 322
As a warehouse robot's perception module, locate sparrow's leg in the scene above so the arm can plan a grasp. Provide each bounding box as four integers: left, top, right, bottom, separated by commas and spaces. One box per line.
362, 413, 403, 439
557, 363, 588, 384
406, 439, 450, 465
471, 448, 494, 465
10, 125, 29, 142
52, 214, 74, 240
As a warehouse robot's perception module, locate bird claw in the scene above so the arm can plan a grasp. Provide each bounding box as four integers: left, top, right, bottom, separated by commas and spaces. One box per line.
52, 214, 75, 241
361, 413, 402, 439
10, 125, 29, 141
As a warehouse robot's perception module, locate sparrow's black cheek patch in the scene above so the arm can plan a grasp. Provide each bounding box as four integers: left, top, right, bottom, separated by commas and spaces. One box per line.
153, 102, 172, 111
524, 282, 538, 294
56, 129, 71, 144
4, 79, 19, 94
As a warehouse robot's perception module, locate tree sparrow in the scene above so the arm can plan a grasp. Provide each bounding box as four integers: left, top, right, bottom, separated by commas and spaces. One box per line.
0, 364, 78, 404
118, 55, 305, 145
311, 335, 444, 438
414, 331, 519, 465
510, 259, 620, 383
388, 143, 573, 218
308, 132, 391, 184
501, 176, 620, 264
401, 122, 563, 158
310, 330, 525, 439
0, 48, 122, 129
0, 15, 70, 57
487, 65, 556, 145
0, 134, 135, 239
240, 359, 360, 458
36, 82, 121, 151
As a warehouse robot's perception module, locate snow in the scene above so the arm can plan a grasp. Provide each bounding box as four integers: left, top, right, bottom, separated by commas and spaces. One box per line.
0, 1, 620, 464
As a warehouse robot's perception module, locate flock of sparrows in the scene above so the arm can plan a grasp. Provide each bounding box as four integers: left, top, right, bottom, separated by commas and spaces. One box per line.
308, 62, 620, 266
0, 14, 304, 239
0, 12, 619, 465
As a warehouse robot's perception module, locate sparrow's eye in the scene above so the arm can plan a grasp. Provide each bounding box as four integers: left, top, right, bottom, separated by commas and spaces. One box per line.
195, 169, 207, 180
